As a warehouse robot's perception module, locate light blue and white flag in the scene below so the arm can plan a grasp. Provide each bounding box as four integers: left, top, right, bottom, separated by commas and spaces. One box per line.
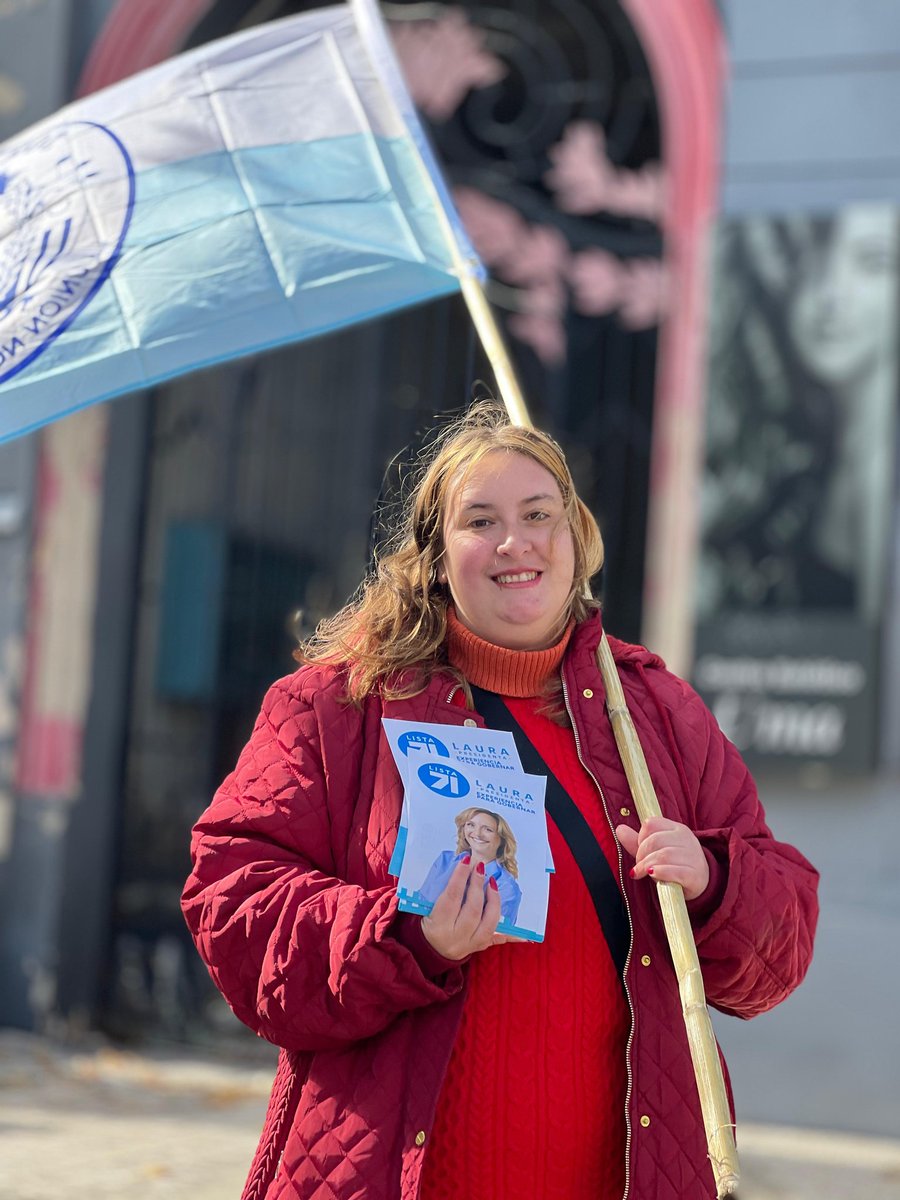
0, 0, 483, 442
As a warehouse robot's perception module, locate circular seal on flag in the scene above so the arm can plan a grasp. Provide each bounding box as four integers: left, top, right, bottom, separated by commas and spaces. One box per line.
0, 119, 135, 385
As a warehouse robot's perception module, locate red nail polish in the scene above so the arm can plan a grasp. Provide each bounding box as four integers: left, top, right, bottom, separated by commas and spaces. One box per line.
476, 861, 485, 876
629, 868, 636, 879
461, 855, 471, 865
647, 867, 655, 876
489, 876, 498, 891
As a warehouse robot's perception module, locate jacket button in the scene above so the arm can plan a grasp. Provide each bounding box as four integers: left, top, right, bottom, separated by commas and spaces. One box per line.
620, 807, 631, 817
582, 688, 594, 698
463, 718, 477, 727
414, 1131, 427, 1147
640, 955, 651, 967
640, 1114, 651, 1128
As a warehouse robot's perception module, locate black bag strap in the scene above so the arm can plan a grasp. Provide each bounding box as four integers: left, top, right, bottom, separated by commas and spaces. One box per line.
469, 685, 630, 976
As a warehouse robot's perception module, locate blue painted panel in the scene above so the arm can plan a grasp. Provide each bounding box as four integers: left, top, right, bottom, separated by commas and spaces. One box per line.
718, 2, 900, 212
157, 521, 227, 702
723, 0, 900, 62
724, 70, 900, 168
720, 172, 900, 215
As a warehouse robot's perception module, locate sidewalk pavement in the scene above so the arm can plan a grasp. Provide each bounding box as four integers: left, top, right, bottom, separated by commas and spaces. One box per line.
1, 1029, 898, 1199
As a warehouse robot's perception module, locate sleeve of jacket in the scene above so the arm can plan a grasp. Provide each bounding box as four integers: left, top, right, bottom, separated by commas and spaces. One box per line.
665, 682, 820, 1021
181, 676, 464, 1053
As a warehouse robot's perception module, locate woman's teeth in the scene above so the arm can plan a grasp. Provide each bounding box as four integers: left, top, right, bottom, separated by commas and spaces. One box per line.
495, 571, 538, 584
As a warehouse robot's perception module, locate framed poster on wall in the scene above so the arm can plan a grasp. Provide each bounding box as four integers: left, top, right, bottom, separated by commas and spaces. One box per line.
695, 206, 898, 770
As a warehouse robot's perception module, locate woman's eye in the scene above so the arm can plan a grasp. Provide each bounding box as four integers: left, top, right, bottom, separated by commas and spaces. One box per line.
468, 518, 492, 529
526, 510, 550, 521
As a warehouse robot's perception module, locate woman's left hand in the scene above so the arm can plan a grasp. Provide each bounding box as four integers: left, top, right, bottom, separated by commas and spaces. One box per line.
615, 816, 710, 902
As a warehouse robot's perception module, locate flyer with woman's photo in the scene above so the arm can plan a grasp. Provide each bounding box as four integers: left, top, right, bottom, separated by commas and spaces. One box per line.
382, 717, 554, 878
395, 757, 551, 942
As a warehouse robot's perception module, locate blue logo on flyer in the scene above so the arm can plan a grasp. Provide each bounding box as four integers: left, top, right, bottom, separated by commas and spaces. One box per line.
0, 120, 135, 384
398, 731, 450, 758
417, 761, 470, 797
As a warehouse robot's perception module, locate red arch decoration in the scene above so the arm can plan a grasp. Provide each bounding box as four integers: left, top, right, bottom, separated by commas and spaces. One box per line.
622, 0, 725, 671
77, 0, 217, 96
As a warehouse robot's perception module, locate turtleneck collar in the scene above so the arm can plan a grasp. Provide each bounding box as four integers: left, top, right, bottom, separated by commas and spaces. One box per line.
445, 607, 573, 698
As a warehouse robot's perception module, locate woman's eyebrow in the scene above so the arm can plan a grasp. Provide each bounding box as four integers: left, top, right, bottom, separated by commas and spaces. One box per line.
460, 492, 556, 512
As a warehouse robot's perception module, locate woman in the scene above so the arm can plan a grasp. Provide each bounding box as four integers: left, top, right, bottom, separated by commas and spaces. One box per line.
182, 402, 819, 1200
417, 807, 522, 925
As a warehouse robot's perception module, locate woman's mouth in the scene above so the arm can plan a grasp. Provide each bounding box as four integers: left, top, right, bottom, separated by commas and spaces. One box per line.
494, 570, 541, 586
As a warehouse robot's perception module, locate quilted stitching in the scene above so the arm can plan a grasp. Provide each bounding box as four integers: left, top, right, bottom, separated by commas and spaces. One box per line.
181, 614, 819, 1200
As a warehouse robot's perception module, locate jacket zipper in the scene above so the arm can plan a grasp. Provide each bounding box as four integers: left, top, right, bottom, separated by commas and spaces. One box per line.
561, 673, 636, 1200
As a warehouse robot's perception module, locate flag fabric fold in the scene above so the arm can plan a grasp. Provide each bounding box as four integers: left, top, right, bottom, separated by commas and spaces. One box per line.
0, 0, 482, 442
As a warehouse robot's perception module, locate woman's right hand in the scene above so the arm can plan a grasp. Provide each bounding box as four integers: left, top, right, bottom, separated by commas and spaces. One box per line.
421, 857, 502, 960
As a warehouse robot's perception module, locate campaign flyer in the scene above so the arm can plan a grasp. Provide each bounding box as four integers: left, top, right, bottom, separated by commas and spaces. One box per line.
396, 758, 551, 942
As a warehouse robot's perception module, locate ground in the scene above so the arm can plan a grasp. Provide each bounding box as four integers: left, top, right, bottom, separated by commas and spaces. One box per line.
1, 1029, 898, 1200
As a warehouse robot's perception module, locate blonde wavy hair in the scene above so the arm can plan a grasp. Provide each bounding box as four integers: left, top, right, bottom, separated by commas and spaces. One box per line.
454, 807, 519, 878
298, 401, 604, 700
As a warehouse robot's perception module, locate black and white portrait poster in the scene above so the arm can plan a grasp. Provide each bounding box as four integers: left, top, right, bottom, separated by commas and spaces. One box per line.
694, 206, 898, 769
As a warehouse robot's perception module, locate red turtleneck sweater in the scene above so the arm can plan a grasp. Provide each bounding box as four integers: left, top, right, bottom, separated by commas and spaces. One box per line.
419, 612, 629, 1200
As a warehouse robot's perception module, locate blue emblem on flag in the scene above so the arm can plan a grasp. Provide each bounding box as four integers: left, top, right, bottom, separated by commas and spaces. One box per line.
0, 120, 134, 383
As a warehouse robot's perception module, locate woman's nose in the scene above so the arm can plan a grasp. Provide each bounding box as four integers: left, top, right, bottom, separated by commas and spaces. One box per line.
497, 528, 531, 555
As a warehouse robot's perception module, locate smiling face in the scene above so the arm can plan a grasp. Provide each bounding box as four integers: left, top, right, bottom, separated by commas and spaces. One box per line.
463, 812, 501, 861
440, 450, 576, 650
788, 209, 897, 387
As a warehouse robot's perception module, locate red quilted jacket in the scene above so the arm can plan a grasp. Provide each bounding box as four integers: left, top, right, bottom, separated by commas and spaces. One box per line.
182, 613, 819, 1199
